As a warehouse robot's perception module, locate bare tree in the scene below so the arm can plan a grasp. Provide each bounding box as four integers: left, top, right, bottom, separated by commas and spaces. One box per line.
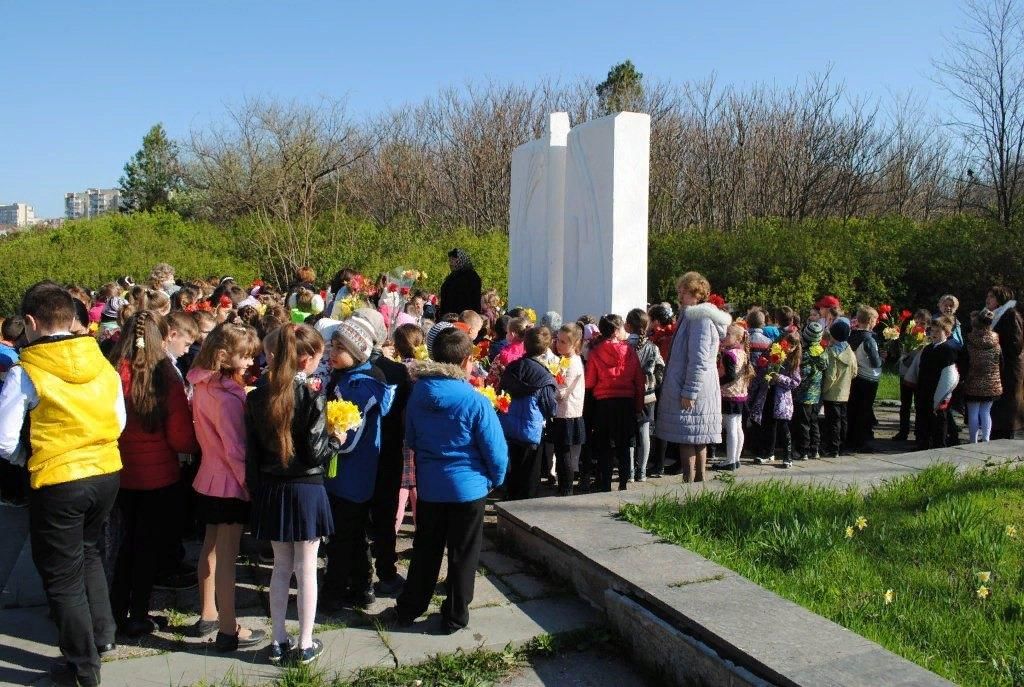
185, 97, 375, 284
935, 0, 1024, 229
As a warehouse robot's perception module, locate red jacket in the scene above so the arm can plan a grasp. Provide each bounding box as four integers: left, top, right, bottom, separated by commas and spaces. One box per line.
118, 361, 199, 490
585, 339, 645, 411
650, 323, 677, 365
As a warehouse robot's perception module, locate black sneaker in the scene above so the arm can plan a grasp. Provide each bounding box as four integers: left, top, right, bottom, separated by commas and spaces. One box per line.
293, 638, 324, 665
96, 642, 117, 658
153, 570, 198, 591
373, 574, 405, 597
891, 432, 909, 441
192, 618, 218, 637
711, 461, 738, 471
123, 615, 165, 638
215, 628, 267, 653
376, 606, 416, 629
48, 661, 79, 687
438, 615, 464, 635
268, 638, 293, 664
345, 588, 375, 609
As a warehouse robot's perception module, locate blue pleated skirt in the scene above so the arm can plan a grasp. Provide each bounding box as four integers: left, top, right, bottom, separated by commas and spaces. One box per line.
251, 481, 334, 542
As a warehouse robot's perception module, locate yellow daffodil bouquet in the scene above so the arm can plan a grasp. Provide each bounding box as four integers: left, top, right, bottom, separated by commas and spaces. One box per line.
325, 399, 362, 479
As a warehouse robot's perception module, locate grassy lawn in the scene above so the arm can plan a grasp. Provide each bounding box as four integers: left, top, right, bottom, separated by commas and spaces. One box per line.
876, 370, 901, 401
621, 465, 1024, 686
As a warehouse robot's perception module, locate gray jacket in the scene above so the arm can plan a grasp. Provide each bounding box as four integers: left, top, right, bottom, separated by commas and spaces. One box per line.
655, 303, 732, 445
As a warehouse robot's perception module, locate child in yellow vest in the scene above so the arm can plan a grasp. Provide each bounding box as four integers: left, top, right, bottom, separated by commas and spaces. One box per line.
0, 281, 125, 687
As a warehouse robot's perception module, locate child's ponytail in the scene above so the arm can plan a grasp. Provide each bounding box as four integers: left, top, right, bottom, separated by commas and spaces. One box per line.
263, 324, 324, 468
733, 325, 755, 382
110, 309, 170, 432
782, 331, 802, 374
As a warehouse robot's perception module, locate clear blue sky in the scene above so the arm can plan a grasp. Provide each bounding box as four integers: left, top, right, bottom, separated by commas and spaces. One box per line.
3, 0, 962, 218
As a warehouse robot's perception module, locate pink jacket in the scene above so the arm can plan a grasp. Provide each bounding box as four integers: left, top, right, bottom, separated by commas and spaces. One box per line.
188, 368, 249, 500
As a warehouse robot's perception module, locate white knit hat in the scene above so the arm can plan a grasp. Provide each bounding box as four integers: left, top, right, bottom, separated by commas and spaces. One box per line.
334, 316, 375, 363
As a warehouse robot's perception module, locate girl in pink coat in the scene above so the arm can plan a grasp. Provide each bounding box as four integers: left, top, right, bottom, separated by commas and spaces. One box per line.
187, 322, 265, 652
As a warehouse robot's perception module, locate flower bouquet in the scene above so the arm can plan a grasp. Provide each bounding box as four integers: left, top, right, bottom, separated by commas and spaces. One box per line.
545, 356, 571, 385
325, 399, 362, 478
758, 339, 793, 382
475, 384, 511, 413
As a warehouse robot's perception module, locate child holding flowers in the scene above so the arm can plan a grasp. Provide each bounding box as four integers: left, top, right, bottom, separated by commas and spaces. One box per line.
322, 316, 395, 611
750, 331, 803, 468
551, 324, 586, 495
912, 316, 960, 450
188, 322, 265, 651
713, 323, 753, 471
245, 324, 335, 665
892, 309, 930, 442
792, 321, 827, 460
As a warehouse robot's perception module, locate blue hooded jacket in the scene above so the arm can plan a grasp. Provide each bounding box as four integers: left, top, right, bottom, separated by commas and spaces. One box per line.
498, 356, 557, 445
406, 361, 508, 503
325, 362, 395, 503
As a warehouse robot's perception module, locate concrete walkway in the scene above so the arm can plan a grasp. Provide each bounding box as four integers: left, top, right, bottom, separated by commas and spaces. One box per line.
0, 403, 1006, 686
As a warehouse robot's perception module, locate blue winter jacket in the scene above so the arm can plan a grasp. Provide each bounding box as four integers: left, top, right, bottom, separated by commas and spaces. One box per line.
499, 357, 557, 445
406, 361, 508, 503
325, 362, 395, 503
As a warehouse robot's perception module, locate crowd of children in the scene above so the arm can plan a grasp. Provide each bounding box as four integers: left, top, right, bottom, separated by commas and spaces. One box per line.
0, 257, 1017, 684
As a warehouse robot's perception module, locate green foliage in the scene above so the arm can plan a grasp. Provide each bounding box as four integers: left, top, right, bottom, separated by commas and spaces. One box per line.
118, 123, 185, 214
596, 60, 644, 114
622, 464, 1024, 687
0, 211, 254, 314
650, 215, 1024, 314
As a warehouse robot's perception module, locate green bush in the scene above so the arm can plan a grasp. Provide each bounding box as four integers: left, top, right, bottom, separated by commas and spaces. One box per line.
649, 215, 1024, 314
1, 211, 1020, 318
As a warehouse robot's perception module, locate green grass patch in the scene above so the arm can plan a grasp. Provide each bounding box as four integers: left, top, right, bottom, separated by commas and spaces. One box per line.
876, 370, 901, 401
620, 464, 1024, 687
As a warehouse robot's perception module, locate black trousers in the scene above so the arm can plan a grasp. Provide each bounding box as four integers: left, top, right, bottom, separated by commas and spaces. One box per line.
324, 496, 372, 597
822, 401, 848, 455
792, 403, 821, 456
554, 444, 578, 496
396, 497, 485, 629
29, 473, 119, 687
898, 381, 915, 437
916, 396, 949, 450
505, 442, 542, 501
371, 442, 403, 581
847, 378, 879, 447
110, 484, 179, 625
0, 459, 29, 504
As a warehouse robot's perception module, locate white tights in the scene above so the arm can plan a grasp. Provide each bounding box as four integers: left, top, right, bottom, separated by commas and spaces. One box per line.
724, 413, 744, 465
967, 401, 994, 443
270, 539, 320, 650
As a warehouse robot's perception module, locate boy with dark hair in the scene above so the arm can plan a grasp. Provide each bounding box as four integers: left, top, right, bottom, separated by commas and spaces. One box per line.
388, 328, 507, 633
500, 327, 558, 500
912, 317, 960, 451
847, 306, 883, 452
0, 282, 126, 687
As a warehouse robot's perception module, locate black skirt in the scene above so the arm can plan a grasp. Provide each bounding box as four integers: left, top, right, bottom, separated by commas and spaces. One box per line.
591, 397, 637, 448
722, 398, 746, 415
548, 416, 587, 446
194, 493, 250, 526
250, 481, 334, 542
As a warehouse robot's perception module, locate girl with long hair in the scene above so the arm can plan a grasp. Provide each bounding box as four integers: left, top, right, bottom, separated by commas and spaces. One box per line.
246, 324, 334, 665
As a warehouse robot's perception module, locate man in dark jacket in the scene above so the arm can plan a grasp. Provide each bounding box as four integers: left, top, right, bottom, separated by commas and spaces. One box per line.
499, 328, 557, 500
438, 248, 482, 318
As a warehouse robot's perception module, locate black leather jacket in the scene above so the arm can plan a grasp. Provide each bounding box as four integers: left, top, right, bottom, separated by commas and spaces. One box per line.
245, 378, 333, 486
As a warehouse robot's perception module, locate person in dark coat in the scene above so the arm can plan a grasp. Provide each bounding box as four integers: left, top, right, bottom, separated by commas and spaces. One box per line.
988, 285, 1024, 439
438, 248, 482, 318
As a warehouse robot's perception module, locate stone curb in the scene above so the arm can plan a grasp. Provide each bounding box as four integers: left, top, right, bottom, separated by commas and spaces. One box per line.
494, 440, 1024, 686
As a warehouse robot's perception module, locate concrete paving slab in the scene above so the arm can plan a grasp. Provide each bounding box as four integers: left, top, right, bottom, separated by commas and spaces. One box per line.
314, 626, 394, 679
499, 573, 559, 601
500, 648, 653, 687
876, 448, 987, 471
0, 606, 59, 686
952, 439, 1024, 460
384, 597, 602, 666
478, 550, 526, 575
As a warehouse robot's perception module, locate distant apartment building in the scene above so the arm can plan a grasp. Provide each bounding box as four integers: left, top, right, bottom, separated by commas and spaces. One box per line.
0, 202, 37, 227
65, 188, 120, 219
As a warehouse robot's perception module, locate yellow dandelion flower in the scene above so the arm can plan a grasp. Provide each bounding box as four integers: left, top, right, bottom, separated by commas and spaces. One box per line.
326, 399, 362, 436
845, 526, 855, 539
976, 585, 990, 600
1006, 525, 1018, 539
855, 516, 868, 531
976, 571, 991, 583
884, 589, 895, 605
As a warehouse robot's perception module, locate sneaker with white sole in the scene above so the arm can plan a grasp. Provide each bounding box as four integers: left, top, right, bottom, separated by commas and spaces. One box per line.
295, 638, 323, 665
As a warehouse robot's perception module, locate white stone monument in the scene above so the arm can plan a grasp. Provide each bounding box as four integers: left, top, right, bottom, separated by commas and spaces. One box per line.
508, 113, 569, 316
508, 111, 650, 320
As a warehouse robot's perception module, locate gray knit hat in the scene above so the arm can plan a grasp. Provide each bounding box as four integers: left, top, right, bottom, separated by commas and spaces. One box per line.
333, 316, 375, 363
802, 320, 824, 346
354, 307, 387, 346
425, 321, 454, 355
